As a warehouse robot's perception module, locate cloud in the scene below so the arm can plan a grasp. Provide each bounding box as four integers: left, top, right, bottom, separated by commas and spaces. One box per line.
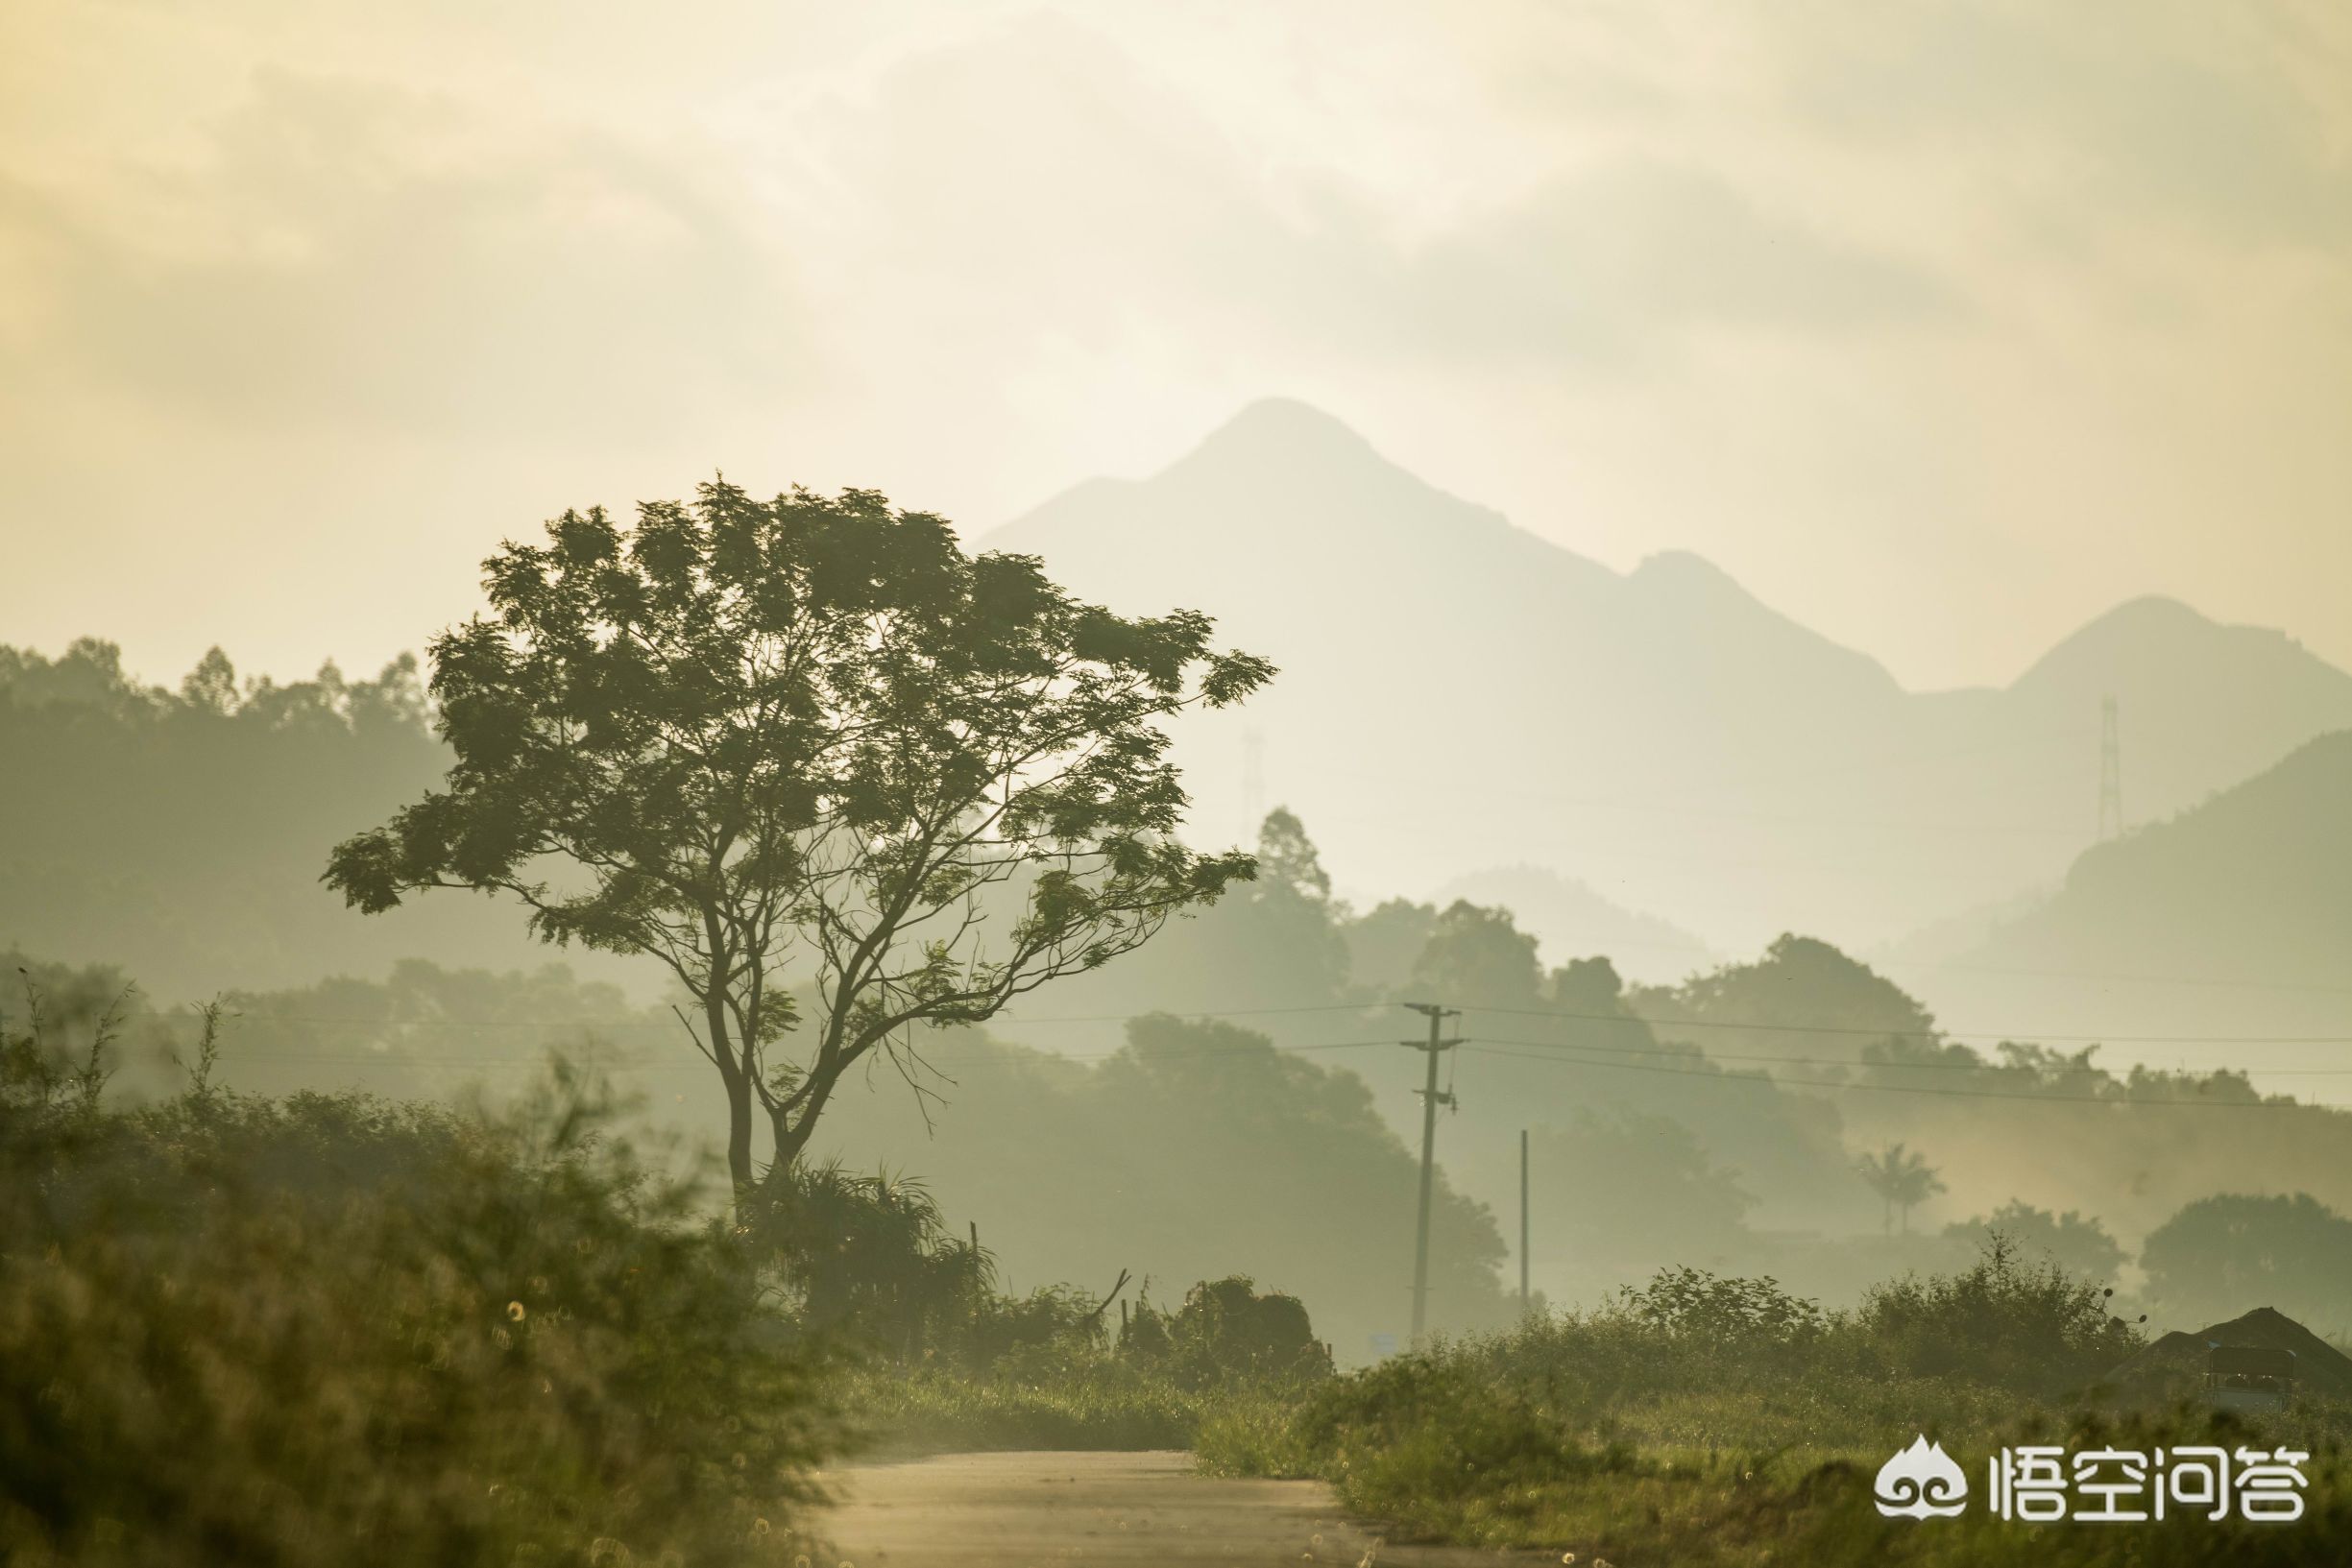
1769, 0, 2352, 250
818, 13, 1954, 383
1390, 159, 1959, 368
4, 67, 813, 442
1, 0, 2347, 695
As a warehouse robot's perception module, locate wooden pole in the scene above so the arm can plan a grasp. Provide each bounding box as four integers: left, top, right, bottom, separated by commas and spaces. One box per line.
1519, 1127, 1531, 1312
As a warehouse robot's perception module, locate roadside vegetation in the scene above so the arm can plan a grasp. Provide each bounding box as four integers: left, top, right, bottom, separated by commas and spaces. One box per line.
749, 1158, 1333, 1454
0, 1002, 837, 1567
12, 483, 2352, 1568
0, 978, 1321, 1565
1200, 1251, 2352, 1565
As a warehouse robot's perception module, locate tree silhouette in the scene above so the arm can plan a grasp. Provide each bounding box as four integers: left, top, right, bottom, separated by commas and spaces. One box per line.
1857, 1142, 1946, 1235
2141, 1193, 2352, 1327
1945, 1200, 2125, 1285
326, 478, 1271, 1189
1409, 900, 1545, 1010
1255, 807, 1333, 903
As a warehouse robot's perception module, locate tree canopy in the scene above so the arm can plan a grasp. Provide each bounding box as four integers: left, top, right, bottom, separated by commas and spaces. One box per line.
326, 478, 1272, 1186
1856, 1143, 1947, 1235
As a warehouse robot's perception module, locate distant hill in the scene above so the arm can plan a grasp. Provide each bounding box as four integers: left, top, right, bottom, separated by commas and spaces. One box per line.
988, 399, 2352, 955
1429, 864, 1715, 984
0, 640, 648, 1000
1901, 732, 2352, 1086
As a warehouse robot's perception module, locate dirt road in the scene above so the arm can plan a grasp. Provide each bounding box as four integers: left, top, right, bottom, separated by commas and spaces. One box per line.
809, 1449, 1533, 1567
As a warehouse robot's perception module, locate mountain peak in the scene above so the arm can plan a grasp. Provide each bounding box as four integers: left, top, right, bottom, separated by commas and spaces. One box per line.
2060, 594, 2207, 643
2013, 593, 2327, 697
1167, 398, 1386, 478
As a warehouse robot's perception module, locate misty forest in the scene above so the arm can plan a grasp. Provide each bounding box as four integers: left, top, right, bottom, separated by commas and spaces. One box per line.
10, 415, 2352, 1566
12, 2, 2352, 1560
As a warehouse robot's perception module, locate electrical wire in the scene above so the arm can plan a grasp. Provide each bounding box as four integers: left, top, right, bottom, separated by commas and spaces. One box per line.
1457, 1003, 2352, 1048
1465, 1030, 2352, 1078
1460, 1044, 2340, 1111
197, 994, 2352, 1049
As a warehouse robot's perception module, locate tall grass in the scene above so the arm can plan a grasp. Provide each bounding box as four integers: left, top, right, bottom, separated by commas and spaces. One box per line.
0, 1050, 838, 1566
1200, 1256, 2352, 1564
841, 1356, 1210, 1454
832, 1276, 1336, 1455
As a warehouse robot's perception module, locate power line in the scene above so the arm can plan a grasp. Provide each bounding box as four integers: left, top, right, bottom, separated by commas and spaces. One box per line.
1467, 1031, 2352, 1078
208, 1001, 1381, 1031
991, 1001, 1375, 1025
1461, 1045, 2339, 1111
158, 1008, 2352, 1111
203, 996, 2352, 1049
1874, 956, 2352, 1000
1460, 1003, 2352, 1048
189, 1036, 1408, 1071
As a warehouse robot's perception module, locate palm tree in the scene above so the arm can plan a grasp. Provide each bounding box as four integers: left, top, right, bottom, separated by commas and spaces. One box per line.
748, 1161, 991, 1351
1856, 1143, 1947, 1235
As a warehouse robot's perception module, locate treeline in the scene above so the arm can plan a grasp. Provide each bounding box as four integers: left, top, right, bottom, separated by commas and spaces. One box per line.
23, 931, 2352, 1354
12, 634, 2352, 1337
973, 811, 2352, 1326
3, 949, 1518, 1355
0, 639, 639, 997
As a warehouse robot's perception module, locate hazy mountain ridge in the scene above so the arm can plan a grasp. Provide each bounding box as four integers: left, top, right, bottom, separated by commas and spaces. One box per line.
1429, 863, 1717, 982
1905, 731, 2352, 1086
987, 398, 2352, 960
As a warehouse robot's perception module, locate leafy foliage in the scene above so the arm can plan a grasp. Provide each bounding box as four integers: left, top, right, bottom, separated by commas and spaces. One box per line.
1198, 1250, 2214, 1560
1945, 1199, 2126, 1286
0, 1051, 836, 1566
1121, 1275, 1334, 1388
744, 1161, 991, 1357
0, 642, 463, 1000
1530, 1110, 1757, 1278
812, 1012, 1517, 1354
326, 479, 1271, 1186
2141, 1192, 2352, 1334
1855, 1234, 2143, 1397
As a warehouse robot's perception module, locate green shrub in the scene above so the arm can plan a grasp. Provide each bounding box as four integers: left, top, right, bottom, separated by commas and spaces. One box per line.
842, 1275, 1342, 1455
0, 1064, 837, 1567
1121, 1275, 1334, 1388
844, 1352, 1205, 1453
1855, 1234, 2142, 1398
1194, 1254, 2144, 1546
740, 1160, 993, 1360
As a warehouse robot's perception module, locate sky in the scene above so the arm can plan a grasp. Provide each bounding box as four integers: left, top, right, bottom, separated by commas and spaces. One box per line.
2, 0, 2347, 695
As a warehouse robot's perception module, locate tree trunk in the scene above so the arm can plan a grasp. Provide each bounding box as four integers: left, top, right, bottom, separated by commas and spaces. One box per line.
768, 1050, 844, 1172
770, 1098, 817, 1172
705, 994, 756, 1194
723, 1067, 754, 1193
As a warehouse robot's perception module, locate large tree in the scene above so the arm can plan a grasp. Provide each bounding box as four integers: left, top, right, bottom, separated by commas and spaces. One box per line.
325, 479, 1272, 1189
2140, 1193, 2352, 1329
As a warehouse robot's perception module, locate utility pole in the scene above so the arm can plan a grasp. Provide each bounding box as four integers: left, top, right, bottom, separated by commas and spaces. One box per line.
1518, 1127, 1531, 1314
1403, 1001, 1460, 1345
2097, 695, 2123, 841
